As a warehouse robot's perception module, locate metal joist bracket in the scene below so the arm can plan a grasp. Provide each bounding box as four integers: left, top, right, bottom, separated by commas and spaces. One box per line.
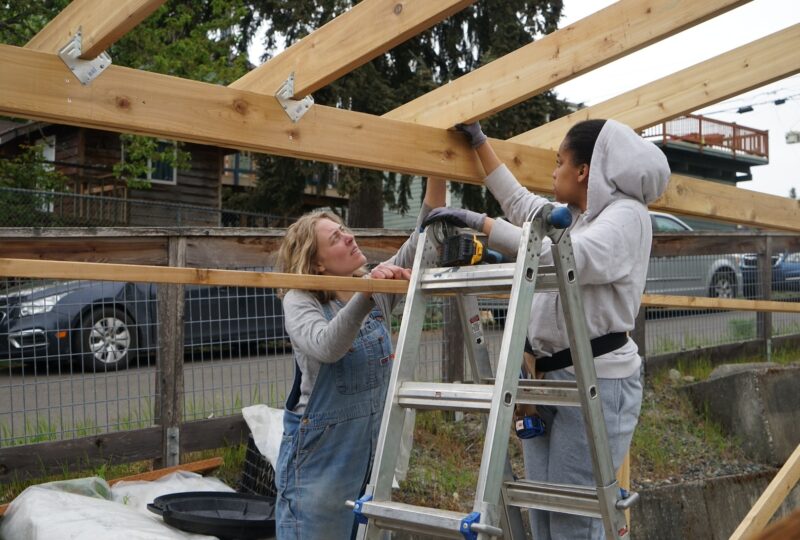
58, 28, 112, 85
275, 73, 314, 123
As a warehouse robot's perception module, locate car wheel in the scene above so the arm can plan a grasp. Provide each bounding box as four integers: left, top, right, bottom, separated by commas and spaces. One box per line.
74, 306, 137, 371
710, 271, 736, 299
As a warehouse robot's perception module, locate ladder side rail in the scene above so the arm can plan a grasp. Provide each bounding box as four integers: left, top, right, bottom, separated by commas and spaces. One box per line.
471, 218, 545, 532
455, 295, 528, 539
549, 228, 629, 539
364, 231, 437, 506
455, 295, 495, 382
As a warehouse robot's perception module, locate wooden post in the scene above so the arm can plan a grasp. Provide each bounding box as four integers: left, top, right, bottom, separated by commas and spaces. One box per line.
154, 236, 186, 467
632, 307, 647, 373
757, 236, 773, 361
443, 298, 465, 385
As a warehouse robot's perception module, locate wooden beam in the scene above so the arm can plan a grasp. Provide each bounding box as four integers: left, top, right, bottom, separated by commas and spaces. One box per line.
2, 44, 800, 233
384, 0, 750, 127
2, 258, 800, 314
641, 294, 800, 314
512, 24, 800, 149
0, 43, 551, 193
0, 257, 408, 294
230, 0, 475, 97
730, 443, 800, 540
25, 0, 165, 59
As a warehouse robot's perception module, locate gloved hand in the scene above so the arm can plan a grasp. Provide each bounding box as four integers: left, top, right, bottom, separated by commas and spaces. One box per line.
422, 207, 487, 232
455, 122, 488, 149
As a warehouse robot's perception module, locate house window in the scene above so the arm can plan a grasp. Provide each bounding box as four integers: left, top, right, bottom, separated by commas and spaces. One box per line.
147, 140, 178, 185
121, 139, 179, 185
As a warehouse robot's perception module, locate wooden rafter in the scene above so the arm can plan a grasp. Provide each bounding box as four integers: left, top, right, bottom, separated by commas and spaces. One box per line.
230, 0, 475, 97
25, 0, 165, 59
512, 24, 800, 149
1, 44, 799, 233
384, 0, 750, 127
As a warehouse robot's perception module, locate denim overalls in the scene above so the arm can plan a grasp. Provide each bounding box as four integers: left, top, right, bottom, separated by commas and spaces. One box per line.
276, 302, 393, 540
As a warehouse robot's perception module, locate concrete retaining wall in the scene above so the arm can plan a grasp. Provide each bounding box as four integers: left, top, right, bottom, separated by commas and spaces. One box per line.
632, 470, 800, 540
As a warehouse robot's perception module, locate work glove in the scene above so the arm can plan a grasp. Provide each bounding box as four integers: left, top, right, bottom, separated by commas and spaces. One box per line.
423, 207, 487, 232
455, 121, 488, 149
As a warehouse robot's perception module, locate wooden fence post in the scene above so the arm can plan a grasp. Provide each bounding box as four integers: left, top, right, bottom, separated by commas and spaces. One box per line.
154, 236, 186, 467
632, 307, 647, 374
757, 235, 773, 361
443, 298, 465, 385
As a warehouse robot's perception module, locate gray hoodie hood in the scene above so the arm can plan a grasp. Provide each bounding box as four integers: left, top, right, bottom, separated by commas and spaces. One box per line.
585, 119, 670, 221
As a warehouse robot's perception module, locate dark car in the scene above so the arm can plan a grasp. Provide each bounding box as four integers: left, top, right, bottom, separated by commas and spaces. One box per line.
0, 280, 286, 371
741, 251, 800, 297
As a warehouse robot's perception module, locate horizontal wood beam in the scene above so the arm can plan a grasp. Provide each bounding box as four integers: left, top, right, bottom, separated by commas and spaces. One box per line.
0, 43, 551, 193
641, 294, 800, 314
230, 0, 474, 97
384, 0, 750, 127
25, 0, 166, 59
512, 23, 800, 149
2, 44, 800, 233
0, 257, 408, 294
2, 258, 800, 314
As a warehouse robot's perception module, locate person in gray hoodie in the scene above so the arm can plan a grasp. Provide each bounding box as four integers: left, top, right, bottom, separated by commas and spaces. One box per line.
424, 119, 670, 539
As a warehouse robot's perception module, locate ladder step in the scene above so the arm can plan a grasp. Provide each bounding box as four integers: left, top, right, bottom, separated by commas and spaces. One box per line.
516, 378, 582, 407
503, 479, 602, 518
397, 380, 582, 411
397, 382, 493, 411
418, 263, 559, 294
357, 500, 496, 539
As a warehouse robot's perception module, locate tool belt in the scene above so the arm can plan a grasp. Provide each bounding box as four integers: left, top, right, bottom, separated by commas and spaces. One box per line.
524, 332, 628, 373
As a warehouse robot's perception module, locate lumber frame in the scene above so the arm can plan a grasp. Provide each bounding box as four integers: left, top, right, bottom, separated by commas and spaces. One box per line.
2, 258, 800, 314
1, 44, 800, 233
512, 24, 800, 149
384, 0, 750, 127
230, 0, 475, 97
25, 0, 165, 59
730, 443, 800, 539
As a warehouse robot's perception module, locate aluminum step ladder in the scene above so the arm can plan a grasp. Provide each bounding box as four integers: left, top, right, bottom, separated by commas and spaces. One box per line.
348, 204, 638, 539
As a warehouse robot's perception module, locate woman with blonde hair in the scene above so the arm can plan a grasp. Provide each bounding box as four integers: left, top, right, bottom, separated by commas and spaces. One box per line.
274, 179, 445, 540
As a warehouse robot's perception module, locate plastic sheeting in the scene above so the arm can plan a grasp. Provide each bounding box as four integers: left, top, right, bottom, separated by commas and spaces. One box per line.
1, 472, 234, 540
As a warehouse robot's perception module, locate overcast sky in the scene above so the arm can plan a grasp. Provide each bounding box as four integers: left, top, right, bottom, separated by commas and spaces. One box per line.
249, 1, 800, 198
555, 0, 800, 198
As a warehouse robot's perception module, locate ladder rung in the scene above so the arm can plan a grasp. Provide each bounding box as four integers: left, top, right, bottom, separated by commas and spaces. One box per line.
358, 500, 477, 539
397, 382, 493, 411
418, 263, 559, 294
504, 479, 601, 518
397, 380, 582, 411
516, 378, 581, 407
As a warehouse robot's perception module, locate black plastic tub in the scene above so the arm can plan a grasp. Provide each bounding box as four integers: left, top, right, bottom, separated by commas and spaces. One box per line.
148, 491, 276, 540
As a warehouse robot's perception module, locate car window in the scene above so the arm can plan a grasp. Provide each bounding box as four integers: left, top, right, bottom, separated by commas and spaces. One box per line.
785, 253, 800, 264
652, 215, 691, 233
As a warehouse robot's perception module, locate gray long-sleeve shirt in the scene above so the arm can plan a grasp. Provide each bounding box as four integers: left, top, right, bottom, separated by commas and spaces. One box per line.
282, 204, 432, 413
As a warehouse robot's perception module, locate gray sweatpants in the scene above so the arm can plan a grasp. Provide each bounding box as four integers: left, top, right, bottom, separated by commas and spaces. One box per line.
521, 367, 643, 540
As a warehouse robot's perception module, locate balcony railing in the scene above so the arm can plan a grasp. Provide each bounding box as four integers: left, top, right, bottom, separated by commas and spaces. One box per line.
641, 114, 769, 160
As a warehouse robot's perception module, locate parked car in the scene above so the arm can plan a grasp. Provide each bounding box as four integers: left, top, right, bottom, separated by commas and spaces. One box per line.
0, 279, 286, 371
647, 212, 743, 299
741, 251, 800, 297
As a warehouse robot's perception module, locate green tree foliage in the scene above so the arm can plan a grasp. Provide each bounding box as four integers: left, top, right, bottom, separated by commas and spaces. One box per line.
247, 0, 570, 225
0, 143, 68, 226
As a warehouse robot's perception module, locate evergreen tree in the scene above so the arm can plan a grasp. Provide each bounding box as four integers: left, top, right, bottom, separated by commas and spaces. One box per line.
248, 0, 571, 226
